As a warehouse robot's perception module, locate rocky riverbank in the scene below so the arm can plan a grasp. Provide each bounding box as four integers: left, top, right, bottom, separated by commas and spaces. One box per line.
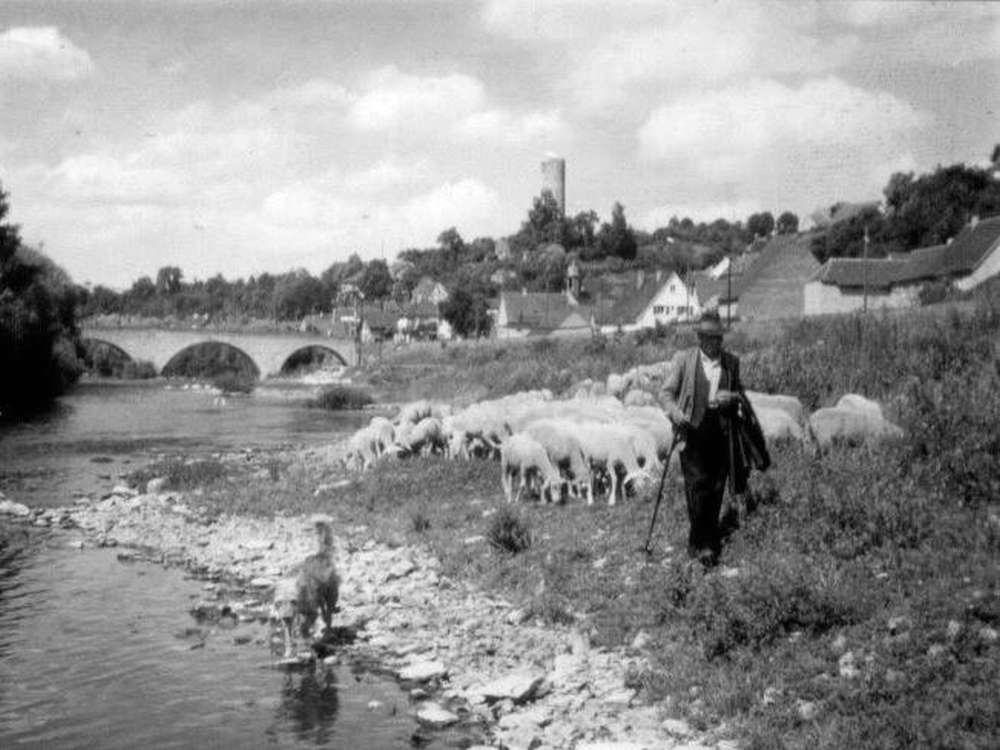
1, 460, 735, 750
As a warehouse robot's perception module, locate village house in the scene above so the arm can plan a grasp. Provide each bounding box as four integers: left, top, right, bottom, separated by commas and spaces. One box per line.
727, 233, 823, 320
804, 214, 1000, 315
410, 276, 450, 306
495, 290, 591, 338
589, 270, 705, 334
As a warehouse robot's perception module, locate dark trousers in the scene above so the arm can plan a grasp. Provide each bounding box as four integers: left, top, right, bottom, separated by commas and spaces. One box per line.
679, 410, 729, 561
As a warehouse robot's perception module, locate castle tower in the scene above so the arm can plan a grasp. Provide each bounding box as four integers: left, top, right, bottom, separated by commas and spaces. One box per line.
540, 156, 566, 217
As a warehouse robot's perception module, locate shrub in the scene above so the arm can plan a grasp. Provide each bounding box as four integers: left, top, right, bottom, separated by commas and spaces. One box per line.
127, 458, 227, 491
121, 359, 158, 379
309, 383, 374, 410
486, 505, 532, 554
213, 371, 256, 394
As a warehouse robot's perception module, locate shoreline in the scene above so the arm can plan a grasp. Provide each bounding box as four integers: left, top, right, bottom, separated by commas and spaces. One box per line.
1, 448, 729, 750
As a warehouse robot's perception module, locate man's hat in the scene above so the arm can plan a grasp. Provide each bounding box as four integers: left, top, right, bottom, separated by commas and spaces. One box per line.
695, 309, 726, 337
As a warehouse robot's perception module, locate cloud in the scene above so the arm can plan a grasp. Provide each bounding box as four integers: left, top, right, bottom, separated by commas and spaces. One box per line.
454, 108, 569, 145
0, 27, 93, 82
400, 179, 502, 240
638, 77, 927, 181
347, 66, 485, 132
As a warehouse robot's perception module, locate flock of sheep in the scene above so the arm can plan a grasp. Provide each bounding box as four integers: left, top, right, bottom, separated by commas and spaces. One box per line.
342, 358, 905, 505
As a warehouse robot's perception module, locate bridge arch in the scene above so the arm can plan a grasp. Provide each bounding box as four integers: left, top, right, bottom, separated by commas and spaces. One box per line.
278, 345, 349, 375
162, 341, 261, 380
80, 337, 134, 375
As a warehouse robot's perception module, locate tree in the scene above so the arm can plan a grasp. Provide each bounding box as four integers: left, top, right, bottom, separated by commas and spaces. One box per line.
156, 266, 183, 295
775, 211, 799, 235
440, 273, 492, 338
566, 210, 599, 250
0, 183, 83, 411
746, 211, 775, 239
596, 202, 637, 261
358, 259, 393, 300
437, 227, 465, 267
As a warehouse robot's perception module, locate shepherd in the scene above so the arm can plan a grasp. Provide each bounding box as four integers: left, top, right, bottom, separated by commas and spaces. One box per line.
657, 310, 769, 567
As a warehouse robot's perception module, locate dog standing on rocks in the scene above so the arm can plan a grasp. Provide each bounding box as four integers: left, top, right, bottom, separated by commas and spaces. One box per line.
270, 515, 341, 658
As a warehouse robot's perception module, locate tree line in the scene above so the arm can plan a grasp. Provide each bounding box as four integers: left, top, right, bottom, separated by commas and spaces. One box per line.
0, 187, 83, 413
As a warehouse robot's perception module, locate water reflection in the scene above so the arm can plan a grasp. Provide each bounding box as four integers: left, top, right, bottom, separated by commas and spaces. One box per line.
276, 667, 341, 745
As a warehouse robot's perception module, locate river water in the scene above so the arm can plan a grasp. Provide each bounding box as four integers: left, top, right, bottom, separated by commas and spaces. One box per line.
0, 380, 454, 749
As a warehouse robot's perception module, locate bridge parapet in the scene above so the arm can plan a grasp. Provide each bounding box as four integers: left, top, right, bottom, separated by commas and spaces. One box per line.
81, 327, 354, 376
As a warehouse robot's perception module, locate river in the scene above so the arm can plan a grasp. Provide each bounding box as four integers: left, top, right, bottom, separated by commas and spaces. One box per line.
0, 379, 456, 749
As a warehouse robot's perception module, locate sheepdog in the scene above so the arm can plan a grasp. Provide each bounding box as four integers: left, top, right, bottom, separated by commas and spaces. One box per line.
270, 516, 341, 659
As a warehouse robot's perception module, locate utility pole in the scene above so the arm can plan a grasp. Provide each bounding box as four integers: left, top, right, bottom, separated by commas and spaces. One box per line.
862, 226, 870, 314
726, 254, 733, 328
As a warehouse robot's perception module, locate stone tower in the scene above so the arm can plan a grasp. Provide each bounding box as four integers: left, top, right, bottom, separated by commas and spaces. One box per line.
541, 156, 566, 217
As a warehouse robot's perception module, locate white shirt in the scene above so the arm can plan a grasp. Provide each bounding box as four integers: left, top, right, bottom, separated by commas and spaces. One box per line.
698, 349, 722, 404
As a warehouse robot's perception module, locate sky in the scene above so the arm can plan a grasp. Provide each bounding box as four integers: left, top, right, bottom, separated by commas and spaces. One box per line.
0, 1, 997, 289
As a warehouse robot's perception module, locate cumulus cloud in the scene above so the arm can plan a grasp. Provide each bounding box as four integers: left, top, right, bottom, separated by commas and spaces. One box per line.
638, 77, 927, 181
347, 66, 485, 132
0, 27, 93, 82
454, 108, 568, 146
400, 179, 502, 240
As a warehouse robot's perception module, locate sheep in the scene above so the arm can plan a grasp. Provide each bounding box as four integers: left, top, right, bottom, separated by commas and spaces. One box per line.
521, 419, 594, 504
835, 393, 885, 420
368, 416, 395, 456
343, 425, 382, 471
754, 405, 807, 445
396, 399, 434, 425
573, 422, 650, 506
393, 416, 446, 457
809, 406, 904, 451
500, 432, 566, 504
745, 391, 808, 428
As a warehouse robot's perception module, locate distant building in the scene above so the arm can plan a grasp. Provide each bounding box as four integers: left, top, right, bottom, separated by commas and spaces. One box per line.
495, 290, 589, 338
541, 156, 566, 216
732, 234, 822, 320
804, 214, 1000, 315
410, 276, 449, 306
590, 270, 704, 333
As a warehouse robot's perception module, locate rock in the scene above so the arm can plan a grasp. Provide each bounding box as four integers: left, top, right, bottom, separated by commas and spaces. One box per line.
398, 660, 448, 682
384, 559, 417, 582
946, 620, 962, 640
249, 577, 275, 589
630, 630, 651, 650
762, 686, 782, 706
575, 743, 651, 750
661, 718, 693, 737
415, 703, 458, 728
838, 651, 860, 679
0, 499, 31, 517
887, 615, 912, 634
366, 700, 383, 711
110, 484, 136, 497
506, 608, 530, 625
603, 688, 635, 707
480, 671, 545, 704
67, 539, 85, 550
796, 700, 819, 721
146, 477, 169, 494
463, 535, 485, 545
830, 633, 848, 655
926, 644, 946, 658
979, 627, 998, 643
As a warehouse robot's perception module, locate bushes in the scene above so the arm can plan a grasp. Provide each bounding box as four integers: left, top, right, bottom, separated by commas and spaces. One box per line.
127, 458, 227, 491
309, 383, 373, 410
486, 505, 532, 554
212, 371, 256, 394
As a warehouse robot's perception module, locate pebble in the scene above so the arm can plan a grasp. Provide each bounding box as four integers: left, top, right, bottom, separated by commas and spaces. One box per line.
398, 660, 448, 682
0, 499, 31, 517
661, 718, 693, 737
415, 703, 459, 728
479, 670, 545, 704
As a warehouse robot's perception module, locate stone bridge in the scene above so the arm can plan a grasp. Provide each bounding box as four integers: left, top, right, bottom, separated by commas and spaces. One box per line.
81, 326, 355, 378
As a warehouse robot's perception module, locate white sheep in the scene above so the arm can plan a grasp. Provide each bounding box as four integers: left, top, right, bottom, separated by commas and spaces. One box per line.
368, 416, 395, 456
809, 406, 904, 451
573, 422, 650, 506
393, 416, 446, 457
500, 432, 566, 504
522, 419, 594, 504
343, 424, 382, 471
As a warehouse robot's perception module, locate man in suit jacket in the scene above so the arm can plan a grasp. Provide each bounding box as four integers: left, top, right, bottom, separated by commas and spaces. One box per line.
658, 310, 742, 567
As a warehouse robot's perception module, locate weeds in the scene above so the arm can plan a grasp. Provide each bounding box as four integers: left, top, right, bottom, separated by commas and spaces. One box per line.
309, 384, 374, 410
486, 505, 532, 554
127, 457, 227, 491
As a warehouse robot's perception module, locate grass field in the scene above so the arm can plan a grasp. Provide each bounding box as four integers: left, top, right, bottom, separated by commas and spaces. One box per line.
137, 294, 1000, 750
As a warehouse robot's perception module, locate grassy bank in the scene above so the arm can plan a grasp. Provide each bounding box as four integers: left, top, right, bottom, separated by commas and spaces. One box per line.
136, 297, 999, 750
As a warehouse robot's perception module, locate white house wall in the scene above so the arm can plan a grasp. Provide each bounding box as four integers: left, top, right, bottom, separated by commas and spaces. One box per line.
955, 242, 1000, 291
804, 282, 918, 316
634, 274, 700, 328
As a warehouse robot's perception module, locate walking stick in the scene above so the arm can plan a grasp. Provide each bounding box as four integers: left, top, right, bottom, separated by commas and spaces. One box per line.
643, 431, 683, 556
